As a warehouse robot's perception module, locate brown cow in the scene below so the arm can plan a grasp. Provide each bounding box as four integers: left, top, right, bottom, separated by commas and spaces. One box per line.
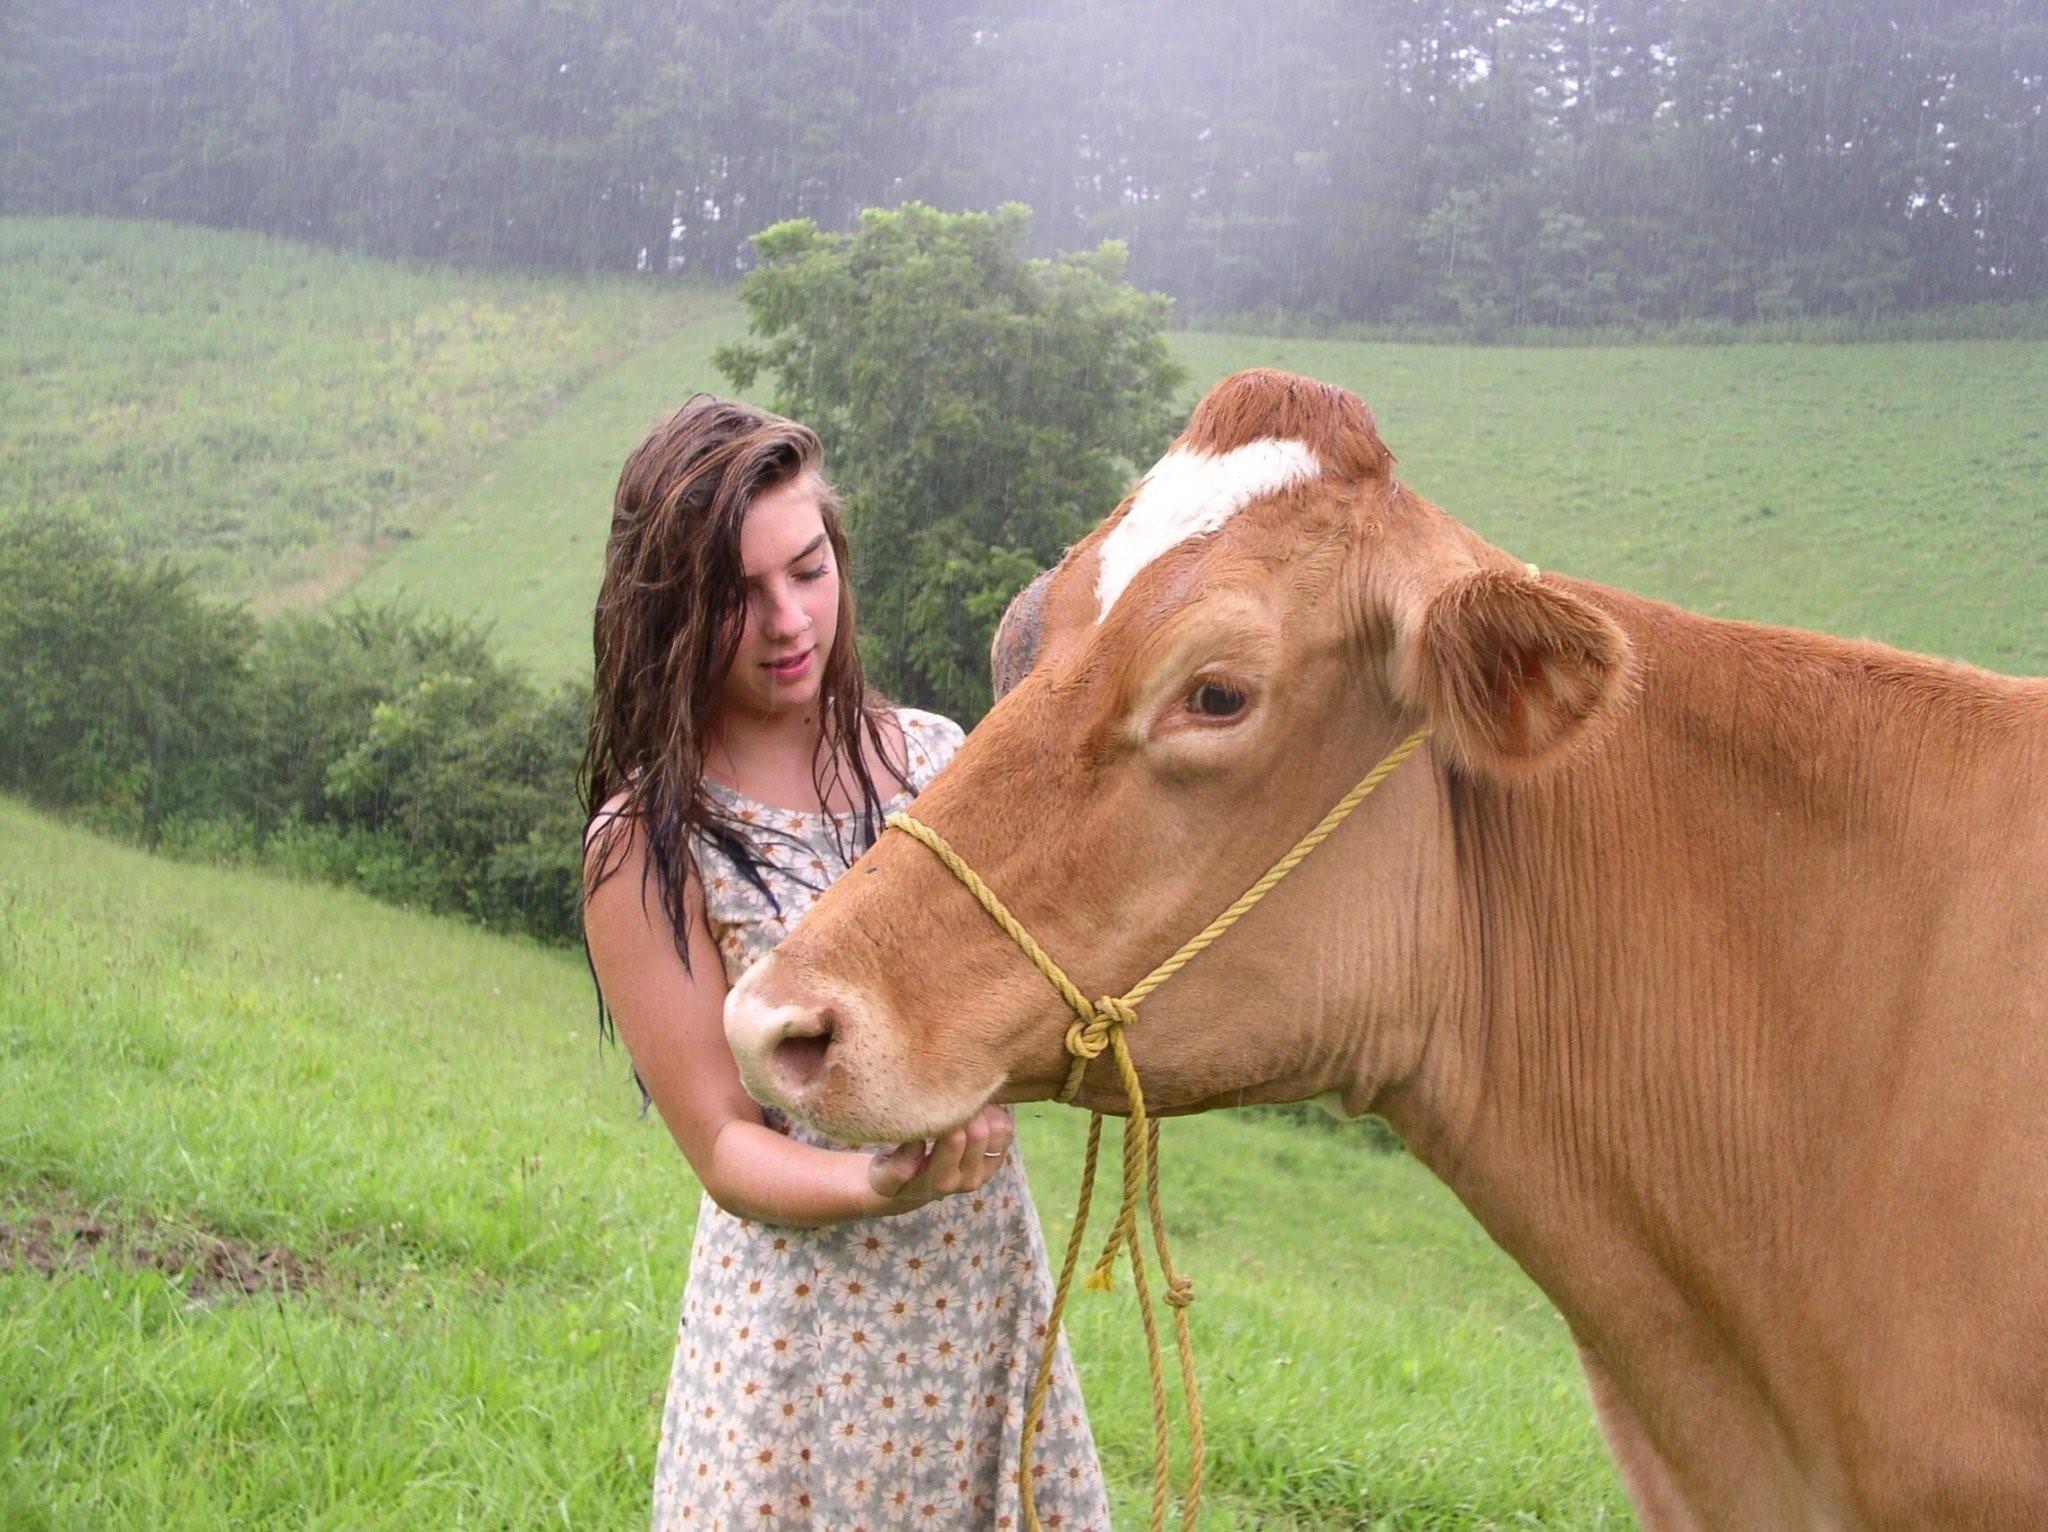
724, 368, 2048, 1528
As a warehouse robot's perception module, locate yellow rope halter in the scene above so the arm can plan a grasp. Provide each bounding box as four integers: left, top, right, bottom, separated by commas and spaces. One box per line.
884, 723, 1433, 1531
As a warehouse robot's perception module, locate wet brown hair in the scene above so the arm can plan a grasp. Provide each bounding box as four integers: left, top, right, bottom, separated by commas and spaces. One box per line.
580, 396, 905, 1041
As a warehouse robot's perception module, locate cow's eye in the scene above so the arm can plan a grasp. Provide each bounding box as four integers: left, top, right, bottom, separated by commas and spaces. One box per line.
1188, 681, 1248, 720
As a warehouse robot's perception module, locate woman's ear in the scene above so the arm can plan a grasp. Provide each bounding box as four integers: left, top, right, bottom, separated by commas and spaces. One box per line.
1393, 568, 1632, 777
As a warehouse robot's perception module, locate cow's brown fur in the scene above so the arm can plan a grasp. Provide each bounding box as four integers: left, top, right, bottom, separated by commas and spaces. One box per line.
725, 369, 2048, 1527
1181, 366, 1395, 480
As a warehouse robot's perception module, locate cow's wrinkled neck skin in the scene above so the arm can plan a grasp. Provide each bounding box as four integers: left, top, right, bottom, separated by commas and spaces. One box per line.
1379, 581, 2048, 1527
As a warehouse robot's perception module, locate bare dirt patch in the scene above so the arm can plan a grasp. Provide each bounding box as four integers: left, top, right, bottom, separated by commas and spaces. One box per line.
0, 1194, 323, 1301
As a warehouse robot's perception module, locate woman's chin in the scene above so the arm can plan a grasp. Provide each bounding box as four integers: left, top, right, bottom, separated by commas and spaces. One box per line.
768, 679, 822, 714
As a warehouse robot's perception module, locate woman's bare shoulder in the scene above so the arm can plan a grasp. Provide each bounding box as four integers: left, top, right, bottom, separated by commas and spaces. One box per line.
586, 789, 633, 847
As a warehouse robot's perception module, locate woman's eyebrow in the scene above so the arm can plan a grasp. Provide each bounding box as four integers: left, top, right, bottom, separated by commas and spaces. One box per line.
743, 534, 830, 584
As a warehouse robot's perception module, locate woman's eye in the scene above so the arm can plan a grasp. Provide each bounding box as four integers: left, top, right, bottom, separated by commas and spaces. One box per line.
1188, 681, 1248, 719
795, 563, 830, 584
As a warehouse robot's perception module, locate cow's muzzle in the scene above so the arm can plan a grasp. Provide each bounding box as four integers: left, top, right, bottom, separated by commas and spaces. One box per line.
723, 956, 837, 1109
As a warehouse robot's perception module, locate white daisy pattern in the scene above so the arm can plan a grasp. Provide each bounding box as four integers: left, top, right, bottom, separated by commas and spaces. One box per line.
651, 708, 1107, 1531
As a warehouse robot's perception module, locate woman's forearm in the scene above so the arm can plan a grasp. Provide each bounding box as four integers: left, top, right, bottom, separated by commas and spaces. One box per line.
701, 1118, 909, 1228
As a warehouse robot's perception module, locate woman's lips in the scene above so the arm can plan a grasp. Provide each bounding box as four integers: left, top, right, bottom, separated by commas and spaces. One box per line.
764, 647, 815, 681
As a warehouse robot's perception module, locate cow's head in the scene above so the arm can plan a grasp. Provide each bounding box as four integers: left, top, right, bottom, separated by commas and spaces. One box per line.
726, 369, 1632, 1142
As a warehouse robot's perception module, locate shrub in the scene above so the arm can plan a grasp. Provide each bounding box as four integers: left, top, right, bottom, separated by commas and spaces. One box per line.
0, 509, 252, 841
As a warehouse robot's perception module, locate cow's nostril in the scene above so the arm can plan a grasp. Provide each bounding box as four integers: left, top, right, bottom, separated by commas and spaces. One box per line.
771, 1009, 835, 1092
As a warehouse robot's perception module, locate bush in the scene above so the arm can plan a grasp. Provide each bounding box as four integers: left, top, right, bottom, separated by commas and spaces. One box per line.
0, 513, 589, 945
0, 509, 252, 840
243, 603, 506, 836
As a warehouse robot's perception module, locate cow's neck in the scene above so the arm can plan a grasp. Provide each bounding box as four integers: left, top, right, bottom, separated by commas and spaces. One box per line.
1378, 588, 2033, 1482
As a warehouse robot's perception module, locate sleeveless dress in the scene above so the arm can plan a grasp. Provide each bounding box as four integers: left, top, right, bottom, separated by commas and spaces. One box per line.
651, 707, 1109, 1531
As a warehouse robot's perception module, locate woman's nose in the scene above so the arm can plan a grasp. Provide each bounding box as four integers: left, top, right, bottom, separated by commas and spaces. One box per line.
759, 584, 808, 641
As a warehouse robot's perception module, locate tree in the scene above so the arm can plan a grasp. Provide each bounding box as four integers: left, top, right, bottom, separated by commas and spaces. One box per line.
241, 603, 505, 837
322, 664, 585, 934
716, 202, 1184, 721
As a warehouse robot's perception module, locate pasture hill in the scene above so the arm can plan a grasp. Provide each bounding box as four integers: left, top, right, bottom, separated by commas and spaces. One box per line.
361, 303, 2048, 686
4, 219, 2041, 682
3, 217, 2045, 1525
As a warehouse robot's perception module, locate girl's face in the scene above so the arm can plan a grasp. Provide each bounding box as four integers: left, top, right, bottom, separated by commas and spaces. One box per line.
716, 472, 842, 721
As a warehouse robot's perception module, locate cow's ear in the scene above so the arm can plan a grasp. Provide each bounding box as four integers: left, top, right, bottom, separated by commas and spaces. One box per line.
1393, 568, 1631, 776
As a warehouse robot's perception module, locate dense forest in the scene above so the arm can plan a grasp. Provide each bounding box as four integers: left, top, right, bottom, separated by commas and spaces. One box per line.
4, 0, 2043, 327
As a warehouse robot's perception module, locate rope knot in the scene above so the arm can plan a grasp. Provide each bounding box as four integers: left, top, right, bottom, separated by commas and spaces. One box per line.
1063, 996, 1135, 1064
1061, 1020, 1107, 1062
1164, 1275, 1195, 1309
1094, 995, 1138, 1028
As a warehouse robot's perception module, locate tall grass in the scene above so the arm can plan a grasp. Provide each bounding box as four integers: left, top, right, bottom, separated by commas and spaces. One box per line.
0, 796, 1626, 1527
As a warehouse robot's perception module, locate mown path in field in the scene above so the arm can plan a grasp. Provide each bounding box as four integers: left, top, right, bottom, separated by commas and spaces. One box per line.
0, 217, 713, 608
347, 306, 754, 678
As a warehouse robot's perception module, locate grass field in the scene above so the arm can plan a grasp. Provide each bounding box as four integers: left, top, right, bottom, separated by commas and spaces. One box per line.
0, 218, 713, 605
8, 218, 2040, 681
1168, 332, 2048, 678
0, 796, 1625, 1528
345, 306, 756, 678
363, 323, 2048, 685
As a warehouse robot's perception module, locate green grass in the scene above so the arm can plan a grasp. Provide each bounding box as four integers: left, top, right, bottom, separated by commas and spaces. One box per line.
0, 796, 1625, 1528
363, 325, 2048, 684
12, 230, 2037, 1519
0, 217, 714, 604
346, 304, 755, 679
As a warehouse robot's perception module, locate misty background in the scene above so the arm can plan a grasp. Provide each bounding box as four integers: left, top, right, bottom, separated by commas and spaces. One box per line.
5, 0, 2044, 330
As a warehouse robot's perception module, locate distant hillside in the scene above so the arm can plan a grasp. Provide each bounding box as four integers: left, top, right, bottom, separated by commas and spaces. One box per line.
10, 216, 2042, 681
381, 325, 2047, 683
0, 217, 714, 605
1171, 332, 2048, 678
346, 305, 754, 678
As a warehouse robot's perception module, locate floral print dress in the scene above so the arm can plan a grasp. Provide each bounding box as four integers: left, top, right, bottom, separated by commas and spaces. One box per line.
651, 707, 1109, 1531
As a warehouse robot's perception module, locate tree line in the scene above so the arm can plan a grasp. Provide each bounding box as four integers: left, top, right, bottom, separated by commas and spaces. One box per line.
4, 0, 2042, 327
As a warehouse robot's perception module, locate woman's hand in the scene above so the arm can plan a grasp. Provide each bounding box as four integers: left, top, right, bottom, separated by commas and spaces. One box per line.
867, 1105, 1016, 1205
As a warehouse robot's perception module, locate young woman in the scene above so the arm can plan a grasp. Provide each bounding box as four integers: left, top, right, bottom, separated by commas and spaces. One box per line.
580, 397, 1108, 1530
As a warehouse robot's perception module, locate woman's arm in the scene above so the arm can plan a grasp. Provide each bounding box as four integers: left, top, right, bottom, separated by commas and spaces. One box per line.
582, 813, 1011, 1228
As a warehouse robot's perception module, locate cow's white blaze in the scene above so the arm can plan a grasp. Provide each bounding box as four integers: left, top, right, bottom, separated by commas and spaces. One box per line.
1095, 438, 1320, 620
